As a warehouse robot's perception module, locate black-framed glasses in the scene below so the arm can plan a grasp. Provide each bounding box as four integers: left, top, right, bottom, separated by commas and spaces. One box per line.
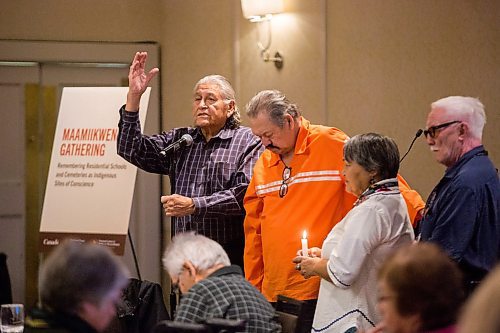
279, 166, 292, 198
423, 120, 461, 139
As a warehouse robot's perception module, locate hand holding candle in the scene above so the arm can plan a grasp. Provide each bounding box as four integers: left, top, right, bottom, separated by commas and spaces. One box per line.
301, 230, 308, 256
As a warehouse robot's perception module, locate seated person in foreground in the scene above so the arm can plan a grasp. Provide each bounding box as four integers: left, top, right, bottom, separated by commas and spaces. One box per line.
370, 243, 464, 333
25, 240, 130, 333
162, 232, 281, 332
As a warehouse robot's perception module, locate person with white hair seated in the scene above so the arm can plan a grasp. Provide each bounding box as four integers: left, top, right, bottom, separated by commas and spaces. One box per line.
162, 232, 281, 332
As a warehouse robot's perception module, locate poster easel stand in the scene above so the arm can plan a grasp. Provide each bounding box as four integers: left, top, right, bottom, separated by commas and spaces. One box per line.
128, 229, 142, 281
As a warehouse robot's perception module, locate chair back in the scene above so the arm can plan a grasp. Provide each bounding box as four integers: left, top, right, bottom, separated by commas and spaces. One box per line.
154, 318, 246, 333
275, 295, 305, 333
154, 321, 209, 333
204, 318, 245, 332
104, 278, 170, 333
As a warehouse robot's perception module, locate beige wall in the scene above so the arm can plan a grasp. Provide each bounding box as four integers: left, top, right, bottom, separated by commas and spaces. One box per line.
0, 0, 163, 42
327, 0, 500, 196
239, 0, 328, 125
2, 0, 496, 199
160, 0, 236, 128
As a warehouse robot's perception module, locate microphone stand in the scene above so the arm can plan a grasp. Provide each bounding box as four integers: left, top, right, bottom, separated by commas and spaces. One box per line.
167, 153, 178, 317
400, 129, 423, 163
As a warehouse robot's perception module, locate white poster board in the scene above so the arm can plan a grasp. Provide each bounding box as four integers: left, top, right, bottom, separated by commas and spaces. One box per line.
39, 87, 150, 255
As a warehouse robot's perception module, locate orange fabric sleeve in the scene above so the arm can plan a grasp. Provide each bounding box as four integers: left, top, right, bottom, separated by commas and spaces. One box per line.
397, 174, 426, 227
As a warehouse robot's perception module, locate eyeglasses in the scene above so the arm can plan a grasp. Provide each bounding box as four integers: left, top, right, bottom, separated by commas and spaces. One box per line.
423, 120, 461, 139
279, 166, 292, 198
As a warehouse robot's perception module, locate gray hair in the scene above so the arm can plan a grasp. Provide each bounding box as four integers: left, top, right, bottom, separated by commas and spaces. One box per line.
245, 90, 300, 127
194, 75, 241, 129
344, 133, 400, 180
39, 241, 129, 314
162, 232, 230, 277
431, 96, 486, 140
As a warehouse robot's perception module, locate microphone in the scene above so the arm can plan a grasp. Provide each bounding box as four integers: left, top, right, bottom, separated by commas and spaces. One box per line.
160, 134, 193, 156
399, 129, 423, 163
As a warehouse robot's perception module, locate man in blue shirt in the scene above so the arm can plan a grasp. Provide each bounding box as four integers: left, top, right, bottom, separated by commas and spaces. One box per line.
419, 96, 499, 295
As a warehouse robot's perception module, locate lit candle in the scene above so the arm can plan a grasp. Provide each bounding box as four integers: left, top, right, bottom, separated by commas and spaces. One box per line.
301, 230, 308, 256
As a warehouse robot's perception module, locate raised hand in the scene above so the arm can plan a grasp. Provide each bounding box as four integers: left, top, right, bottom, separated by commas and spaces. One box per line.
126, 52, 159, 111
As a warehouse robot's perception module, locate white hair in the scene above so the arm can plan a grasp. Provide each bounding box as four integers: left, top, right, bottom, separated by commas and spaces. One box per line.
162, 232, 230, 277
193, 74, 241, 129
431, 96, 486, 140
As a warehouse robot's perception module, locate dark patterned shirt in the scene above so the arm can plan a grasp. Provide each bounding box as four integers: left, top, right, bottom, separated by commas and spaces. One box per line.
117, 106, 263, 244
175, 265, 282, 332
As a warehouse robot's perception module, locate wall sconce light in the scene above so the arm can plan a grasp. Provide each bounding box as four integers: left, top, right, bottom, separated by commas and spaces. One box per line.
241, 0, 284, 69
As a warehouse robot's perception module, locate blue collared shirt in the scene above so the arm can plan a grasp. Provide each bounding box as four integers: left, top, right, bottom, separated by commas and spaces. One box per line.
419, 145, 500, 275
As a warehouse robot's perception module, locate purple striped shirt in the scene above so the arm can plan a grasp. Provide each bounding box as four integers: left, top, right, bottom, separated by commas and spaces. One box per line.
117, 106, 263, 244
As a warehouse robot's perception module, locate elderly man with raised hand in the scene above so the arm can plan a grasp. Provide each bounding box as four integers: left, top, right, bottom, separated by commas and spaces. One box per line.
418, 96, 499, 296
162, 232, 281, 333
117, 52, 263, 268
243, 90, 424, 333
